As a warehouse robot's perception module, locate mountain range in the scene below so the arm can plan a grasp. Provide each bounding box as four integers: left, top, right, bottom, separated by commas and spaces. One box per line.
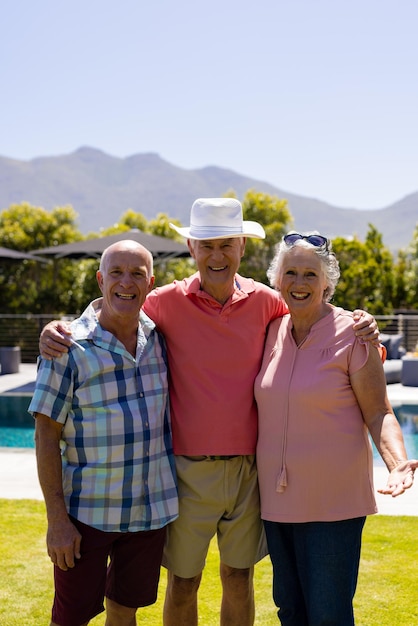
0, 146, 416, 251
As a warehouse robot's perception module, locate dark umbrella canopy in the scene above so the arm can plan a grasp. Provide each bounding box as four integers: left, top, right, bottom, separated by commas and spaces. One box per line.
0, 246, 48, 262
31, 229, 190, 262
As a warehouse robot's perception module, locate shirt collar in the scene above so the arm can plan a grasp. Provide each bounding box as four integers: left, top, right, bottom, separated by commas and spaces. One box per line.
71, 298, 156, 342
183, 272, 256, 296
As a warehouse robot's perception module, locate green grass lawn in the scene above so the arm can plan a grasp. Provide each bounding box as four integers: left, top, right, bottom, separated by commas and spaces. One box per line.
1, 499, 417, 625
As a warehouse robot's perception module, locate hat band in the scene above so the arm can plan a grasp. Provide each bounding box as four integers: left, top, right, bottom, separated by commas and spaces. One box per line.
189, 224, 244, 237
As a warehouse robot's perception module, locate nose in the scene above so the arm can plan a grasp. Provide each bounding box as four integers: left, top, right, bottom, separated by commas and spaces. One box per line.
119, 272, 133, 286
292, 273, 306, 285
210, 246, 225, 261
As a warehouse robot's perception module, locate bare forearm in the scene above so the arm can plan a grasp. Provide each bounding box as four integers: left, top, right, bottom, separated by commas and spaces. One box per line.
369, 413, 408, 472
35, 415, 82, 569
35, 417, 68, 522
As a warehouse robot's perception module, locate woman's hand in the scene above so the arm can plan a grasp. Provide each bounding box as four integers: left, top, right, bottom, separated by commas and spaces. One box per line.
377, 460, 416, 497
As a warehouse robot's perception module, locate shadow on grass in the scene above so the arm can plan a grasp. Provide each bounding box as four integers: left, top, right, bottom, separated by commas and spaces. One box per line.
0, 500, 416, 626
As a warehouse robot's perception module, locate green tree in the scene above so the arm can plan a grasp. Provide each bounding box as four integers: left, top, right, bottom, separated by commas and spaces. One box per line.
0, 203, 84, 313
107, 210, 194, 286
146, 213, 195, 286
398, 224, 418, 309
239, 189, 293, 284
96, 209, 149, 236
332, 224, 396, 314
0, 202, 82, 250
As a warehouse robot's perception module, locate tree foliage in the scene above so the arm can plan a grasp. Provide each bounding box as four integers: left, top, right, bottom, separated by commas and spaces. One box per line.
0, 202, 82, 250
0, 199, 417, 316
232, 189, 293, 284
116, 210, 194, 286
397, 224, 418, 309
332, 224, 396, 314
0, 203, 87, 313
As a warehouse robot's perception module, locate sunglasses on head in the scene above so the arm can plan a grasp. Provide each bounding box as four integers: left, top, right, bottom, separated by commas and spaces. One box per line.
283, 233, 328, 248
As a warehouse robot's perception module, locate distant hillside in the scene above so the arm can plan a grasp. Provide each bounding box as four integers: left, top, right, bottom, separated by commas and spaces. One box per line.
0, 146, 417, 250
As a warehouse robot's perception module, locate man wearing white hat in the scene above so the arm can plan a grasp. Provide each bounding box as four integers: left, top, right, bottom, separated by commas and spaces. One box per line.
39, 198, 378, 626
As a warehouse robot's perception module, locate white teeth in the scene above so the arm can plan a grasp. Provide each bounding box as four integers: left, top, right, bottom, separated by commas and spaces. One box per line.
211, 266, 226, 271
116, 293, 135, 299
291, 292, 308, 299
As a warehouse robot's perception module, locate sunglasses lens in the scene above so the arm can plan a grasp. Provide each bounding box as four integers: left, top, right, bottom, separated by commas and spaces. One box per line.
284, 233, 327, 248
307, 235, 327, 247
284, 234, 303, 244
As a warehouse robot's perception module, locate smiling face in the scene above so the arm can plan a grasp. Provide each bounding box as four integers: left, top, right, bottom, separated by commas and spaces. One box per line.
188, 237, 246, 302
96, 241, 155, 325
277, 246, 329, 315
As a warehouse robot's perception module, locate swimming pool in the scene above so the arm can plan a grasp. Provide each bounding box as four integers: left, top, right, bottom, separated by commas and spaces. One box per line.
1, 398, 417, 459
0, 394, 34, 447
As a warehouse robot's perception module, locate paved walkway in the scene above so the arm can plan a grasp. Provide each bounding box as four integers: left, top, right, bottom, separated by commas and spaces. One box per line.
1, 447, 416, 515
0, 364, 417, 515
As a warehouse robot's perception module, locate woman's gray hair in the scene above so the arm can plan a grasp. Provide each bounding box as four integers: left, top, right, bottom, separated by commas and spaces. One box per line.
267, 231, 340, 302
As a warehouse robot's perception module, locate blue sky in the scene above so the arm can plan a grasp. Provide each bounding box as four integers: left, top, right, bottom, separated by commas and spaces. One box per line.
2, 0, 417, 209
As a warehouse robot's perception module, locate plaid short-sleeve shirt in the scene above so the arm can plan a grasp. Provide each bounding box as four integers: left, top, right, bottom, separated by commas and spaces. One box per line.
29, 299, 178, 532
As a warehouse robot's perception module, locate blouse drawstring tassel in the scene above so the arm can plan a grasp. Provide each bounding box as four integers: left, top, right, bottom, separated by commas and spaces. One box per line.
276, 466, 287, 493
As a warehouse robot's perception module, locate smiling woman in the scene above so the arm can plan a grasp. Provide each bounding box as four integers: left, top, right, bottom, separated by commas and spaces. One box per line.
254, 231, 416, 626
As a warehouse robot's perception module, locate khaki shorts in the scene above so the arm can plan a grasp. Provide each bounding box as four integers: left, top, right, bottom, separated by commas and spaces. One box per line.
162, 454, 267, 578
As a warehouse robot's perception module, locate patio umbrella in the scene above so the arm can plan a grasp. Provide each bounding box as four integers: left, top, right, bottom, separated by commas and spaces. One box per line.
30, 229, 190, 263
0, 246, 48, 262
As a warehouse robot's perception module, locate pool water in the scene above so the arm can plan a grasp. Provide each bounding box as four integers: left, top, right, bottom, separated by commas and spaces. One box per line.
0, 394, 32, 426
1, 425, 35, 447
0, 394, 34, 447
1, 401, 418, 458
372, 405, 418, 464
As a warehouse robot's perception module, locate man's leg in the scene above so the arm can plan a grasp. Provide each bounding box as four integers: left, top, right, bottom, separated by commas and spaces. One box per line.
163, 570, 202, 626
105, 598, 137, 626
220, 563, 254, 626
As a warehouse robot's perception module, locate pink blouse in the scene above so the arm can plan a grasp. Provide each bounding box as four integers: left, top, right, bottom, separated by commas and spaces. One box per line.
255, 306, 378, 522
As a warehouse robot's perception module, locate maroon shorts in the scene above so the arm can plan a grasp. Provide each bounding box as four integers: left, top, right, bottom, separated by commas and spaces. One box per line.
51, 516, 166, 626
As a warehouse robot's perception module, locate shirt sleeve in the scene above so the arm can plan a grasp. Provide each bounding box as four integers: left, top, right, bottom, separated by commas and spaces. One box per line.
28, 355, 74, 424
348, 336, 370, 376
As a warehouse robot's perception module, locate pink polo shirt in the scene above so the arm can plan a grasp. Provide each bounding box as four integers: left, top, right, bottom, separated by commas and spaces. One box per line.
143, 273, 286, 455
255, 306, 378, 523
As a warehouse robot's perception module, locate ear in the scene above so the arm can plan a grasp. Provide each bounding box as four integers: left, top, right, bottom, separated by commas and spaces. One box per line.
187, 239, 196, 258
240, 237, 247, 258
96, 270, 104, 293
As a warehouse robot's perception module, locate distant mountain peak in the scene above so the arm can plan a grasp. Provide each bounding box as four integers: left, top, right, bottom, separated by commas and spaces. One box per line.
0, 147, 416, 250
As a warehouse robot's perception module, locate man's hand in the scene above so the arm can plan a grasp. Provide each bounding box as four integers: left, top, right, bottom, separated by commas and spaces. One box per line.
353, 310, 380, 346
40, 321, 72, 360
47, 517, 82, 571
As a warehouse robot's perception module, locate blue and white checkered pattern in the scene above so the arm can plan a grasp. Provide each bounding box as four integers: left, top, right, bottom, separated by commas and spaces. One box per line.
29, 300, 178, 532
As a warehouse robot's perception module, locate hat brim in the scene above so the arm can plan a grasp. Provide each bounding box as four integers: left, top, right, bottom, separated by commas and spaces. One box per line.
169, 221, 266, 240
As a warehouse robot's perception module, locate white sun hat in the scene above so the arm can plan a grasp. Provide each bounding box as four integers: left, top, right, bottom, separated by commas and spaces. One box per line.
169, 198, 266, 240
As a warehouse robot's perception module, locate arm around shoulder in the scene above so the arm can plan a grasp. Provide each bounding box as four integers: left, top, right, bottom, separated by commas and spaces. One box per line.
39, 320, 72, 359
